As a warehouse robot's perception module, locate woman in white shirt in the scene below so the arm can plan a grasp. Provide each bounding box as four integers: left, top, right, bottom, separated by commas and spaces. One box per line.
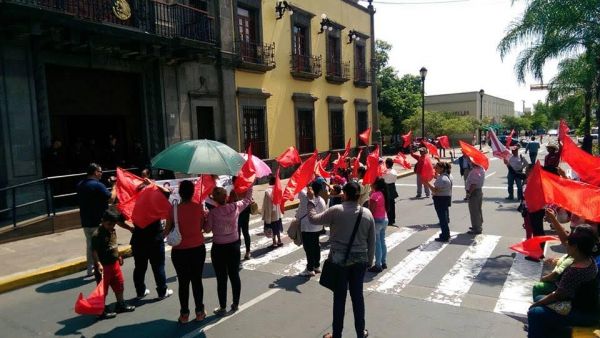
297, 180, 327, 277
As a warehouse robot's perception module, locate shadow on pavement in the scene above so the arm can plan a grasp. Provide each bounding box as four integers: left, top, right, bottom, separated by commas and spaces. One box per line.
93, 318, 208, 338
268, 275, 310, 293
36, 275, 94, 294
55, 315, 97, 336
474, 253, 515, 287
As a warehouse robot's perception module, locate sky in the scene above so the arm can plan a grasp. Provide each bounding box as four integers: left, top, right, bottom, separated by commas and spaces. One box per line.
362, 0, 559, 113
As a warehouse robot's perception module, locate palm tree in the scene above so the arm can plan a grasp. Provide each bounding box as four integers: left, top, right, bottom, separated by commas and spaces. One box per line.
498, 0, 600, 140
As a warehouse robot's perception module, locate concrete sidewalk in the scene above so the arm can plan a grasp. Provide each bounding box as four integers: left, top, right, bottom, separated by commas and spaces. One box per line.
0, 154, 432, 294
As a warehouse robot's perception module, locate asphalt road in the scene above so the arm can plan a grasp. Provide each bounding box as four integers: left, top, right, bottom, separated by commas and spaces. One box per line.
0, 147, 545, 338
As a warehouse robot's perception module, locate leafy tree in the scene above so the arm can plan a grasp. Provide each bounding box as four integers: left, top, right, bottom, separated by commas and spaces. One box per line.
375, 40, 392, 74
404, 111, 478, 139
379, 113, 394, 136
501, 115, 531, 132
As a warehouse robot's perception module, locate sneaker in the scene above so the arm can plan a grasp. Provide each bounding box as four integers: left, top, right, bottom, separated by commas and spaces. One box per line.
300, 269, 315, 277
195, 310, 207, 321
467, 230, 482, 235
382, 263, 387, 269
434, 237, 449, 243
115, 302, 135, 313
137, 289, 150, 299
368, 265, 383, 273
313, 267, 321, 274
98, 310, 117, 320
213, 307, 227, 316
158, 289, 173, 300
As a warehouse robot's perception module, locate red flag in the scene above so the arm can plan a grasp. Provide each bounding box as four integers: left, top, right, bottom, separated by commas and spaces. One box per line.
423, 141, 439, 158
352, 149, 363, 178
437, 136, 450, 149
359, 128, 371, 145
362, 145, 380, 185
315, 153, 332, 178
506, 129, 515, 148
560, 135, 600, 186
459, 140, 489, 170
283, 151, 319, 201
525, 162, 600, 222
510, 236, 559, 260
75, 279, 105, 315
559, 119, 570, 141
131, 185, 172, 228
418, 154, 435, 182
234, 146, 256, 195
402, 131, 413, 147
116, 168, 144, 203
488, 129, 511, 161
393, 152, 412, 169
193, 175, 216, 203
276, 146, 301, 168
271, 168, 284, 213
342, 138, 352, 158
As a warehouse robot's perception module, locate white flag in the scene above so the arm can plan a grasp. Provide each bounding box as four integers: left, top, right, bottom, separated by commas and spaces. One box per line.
487, 129, 511, 160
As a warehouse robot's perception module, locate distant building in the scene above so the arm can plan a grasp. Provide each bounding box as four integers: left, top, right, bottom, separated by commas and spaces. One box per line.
425, 92, 515, 123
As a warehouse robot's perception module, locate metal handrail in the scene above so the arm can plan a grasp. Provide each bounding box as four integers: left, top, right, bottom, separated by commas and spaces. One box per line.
0, 167, 137, 229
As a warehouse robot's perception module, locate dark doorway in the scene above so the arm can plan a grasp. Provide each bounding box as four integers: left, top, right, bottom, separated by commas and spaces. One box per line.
196, 106, 215, 140
242, 106, 267, 159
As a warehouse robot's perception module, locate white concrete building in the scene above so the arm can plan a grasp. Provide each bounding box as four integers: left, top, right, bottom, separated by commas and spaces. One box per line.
425, 91, 515, 123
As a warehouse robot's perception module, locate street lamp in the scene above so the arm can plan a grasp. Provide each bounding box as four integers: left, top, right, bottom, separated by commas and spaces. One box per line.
420, 67, 427, 139
479, 89, 484, 150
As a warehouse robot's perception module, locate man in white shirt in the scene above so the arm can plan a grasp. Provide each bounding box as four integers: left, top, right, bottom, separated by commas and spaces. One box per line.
503, 146, 528, 201
466, 162, 485, 234
383, 158, 399, 226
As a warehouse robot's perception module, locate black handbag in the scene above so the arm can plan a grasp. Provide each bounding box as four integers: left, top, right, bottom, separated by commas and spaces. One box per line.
319, 207, 364, 291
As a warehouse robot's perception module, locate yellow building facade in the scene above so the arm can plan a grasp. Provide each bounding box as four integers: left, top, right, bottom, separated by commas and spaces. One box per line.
233, 0, 374, 159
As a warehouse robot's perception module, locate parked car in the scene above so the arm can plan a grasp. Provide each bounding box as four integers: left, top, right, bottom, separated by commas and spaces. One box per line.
547, 129, 558, 136
498, 135, 520, 147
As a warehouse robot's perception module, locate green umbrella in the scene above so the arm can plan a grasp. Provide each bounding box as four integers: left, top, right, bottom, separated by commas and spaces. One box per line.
151, 140, 245, 175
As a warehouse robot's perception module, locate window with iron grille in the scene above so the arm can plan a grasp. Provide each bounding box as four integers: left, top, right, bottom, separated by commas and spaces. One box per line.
357, 110, 369, 145
238, 7, 259, 62
297, 108, 315, 154
326, 33, 342, 77
242, 106, 267, 159
354, 43, 367, 81
330, 110, 345, 149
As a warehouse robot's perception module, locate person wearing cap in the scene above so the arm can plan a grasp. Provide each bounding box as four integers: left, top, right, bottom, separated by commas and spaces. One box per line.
466, 161, 486, 234
543, 143, 561, 174
306, 181, 375, 338
504, 145, 529, 201
411, 147, 431, 198
382, 158, 399, 226
91, 208, 136, 319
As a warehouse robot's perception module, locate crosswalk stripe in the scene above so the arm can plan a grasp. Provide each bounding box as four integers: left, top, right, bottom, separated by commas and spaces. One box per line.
242, 239, 305, 270
371, 232, 457, 294
493, 253, 543, 317
427, 234, 501, 306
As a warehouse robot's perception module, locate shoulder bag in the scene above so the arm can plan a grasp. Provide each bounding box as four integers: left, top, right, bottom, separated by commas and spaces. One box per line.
319, 207, 364, 291
166, 202, 182, 247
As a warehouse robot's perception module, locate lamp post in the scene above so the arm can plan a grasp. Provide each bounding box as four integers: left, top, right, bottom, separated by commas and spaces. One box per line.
479, 89, 484, 150
420, 67, 427, 139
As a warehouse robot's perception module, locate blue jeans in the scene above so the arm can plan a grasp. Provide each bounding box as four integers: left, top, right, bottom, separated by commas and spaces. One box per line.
333, 262, 367, 338
527, 295, 598, 338
507, 170, 523, 200
433, 196, 451, 239
374, 218, 388, 267
529, 152, 538, 164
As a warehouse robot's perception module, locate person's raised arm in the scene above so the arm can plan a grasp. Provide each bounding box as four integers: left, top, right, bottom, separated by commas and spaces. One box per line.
306, 187, 335, 225
545, 208, 568, 245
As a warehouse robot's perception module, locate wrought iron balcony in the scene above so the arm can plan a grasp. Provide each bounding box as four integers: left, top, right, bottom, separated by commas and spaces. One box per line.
2, 0, 216, 44
354, 66, 372, 87
236, 41, 276, 72
290, 53, 322, 80
326, 59, 351, 84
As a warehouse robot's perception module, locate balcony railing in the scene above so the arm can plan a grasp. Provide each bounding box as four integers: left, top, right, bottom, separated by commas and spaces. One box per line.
290, 53, 322, 80
354, 66, 372, 87
326, 59, 351, 84
3, 0, 215, 44
236, 41, 276, 71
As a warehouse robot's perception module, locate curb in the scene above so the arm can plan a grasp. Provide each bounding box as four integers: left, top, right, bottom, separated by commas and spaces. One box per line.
0, 246, 132, 294
0, 170, 415, 294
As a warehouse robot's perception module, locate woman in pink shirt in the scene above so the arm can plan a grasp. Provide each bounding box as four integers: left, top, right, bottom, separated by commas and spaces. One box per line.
205, 186, 253, 316
368, 178, 389, 273
164, 180, 207, 324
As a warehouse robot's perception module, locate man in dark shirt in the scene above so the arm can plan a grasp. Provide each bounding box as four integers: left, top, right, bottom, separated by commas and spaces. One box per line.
77, 163, 118, 277
92, 208, 135, 319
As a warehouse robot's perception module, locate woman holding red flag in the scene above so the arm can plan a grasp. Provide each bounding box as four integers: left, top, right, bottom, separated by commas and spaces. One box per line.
205, 185, 253, 316
411, 147, 431, 198
262, 175, 283, 248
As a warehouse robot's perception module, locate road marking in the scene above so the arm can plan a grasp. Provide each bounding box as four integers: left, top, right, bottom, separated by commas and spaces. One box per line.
242, 239, 305, 270
485, 171, 496, 179
427, 234, 500, 306
395, 183, 505, 190
181, 288, 281, 336
494, 253, 543, 317
370, 232, 457, 294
